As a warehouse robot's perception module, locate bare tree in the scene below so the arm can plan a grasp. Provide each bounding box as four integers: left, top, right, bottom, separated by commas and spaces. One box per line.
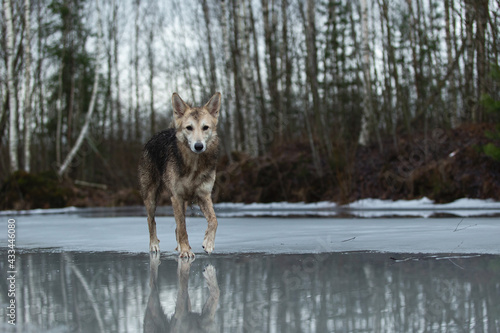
147, 28, 156, 135
358, 0, 374, 146
23, 0, 33, 172
134, 0, 141, 141
262, 0, 281, 142
463, 0, 475, 121
231, 0, 246, 151
281, 0, 292, 133
220, 0, 234, 158
444, 0, 457, 127
4, 0, 19, 172
474, 0, 489, 122
201, 0, 217, 94
247, 0, 267, 154
112, 0, 122, 140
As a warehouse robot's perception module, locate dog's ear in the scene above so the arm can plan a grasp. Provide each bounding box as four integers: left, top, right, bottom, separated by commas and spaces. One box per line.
204, 92, 221, 118
172, 93, 188, 118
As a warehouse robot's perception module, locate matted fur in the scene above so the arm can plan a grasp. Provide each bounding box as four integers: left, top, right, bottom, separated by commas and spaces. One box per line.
138, 92, 221, 258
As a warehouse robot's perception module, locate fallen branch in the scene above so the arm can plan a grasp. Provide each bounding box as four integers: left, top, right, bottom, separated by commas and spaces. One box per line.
74, 180, 108, 190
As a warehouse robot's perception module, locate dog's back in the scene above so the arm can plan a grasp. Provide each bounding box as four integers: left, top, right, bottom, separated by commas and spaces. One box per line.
139, 128, 179, 198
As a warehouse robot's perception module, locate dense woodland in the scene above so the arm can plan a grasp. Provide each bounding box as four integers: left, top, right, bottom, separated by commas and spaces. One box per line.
1, 0, 500, 207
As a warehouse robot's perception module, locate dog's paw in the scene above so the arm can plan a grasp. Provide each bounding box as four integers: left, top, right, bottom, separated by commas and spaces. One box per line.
203, 264, 216, 279
179, 250, 195, 259
149, 252, 161, 268
202, 237, 215, 254
149, 238, 160, 253
203, 265, 219, 292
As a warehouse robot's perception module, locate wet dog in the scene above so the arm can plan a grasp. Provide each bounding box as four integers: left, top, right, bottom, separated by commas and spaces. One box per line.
138, 93, 221, 257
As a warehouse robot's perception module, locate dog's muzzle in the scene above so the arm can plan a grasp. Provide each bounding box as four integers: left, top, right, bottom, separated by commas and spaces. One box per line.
192, 141, 206, 153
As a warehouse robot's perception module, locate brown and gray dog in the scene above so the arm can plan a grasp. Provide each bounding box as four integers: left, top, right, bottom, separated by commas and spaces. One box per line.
138, 92, 221, 258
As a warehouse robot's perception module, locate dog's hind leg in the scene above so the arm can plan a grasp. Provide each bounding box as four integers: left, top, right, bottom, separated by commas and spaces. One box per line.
145, 185, 162, 253
198, 194, 218, 254
172, 196, 194, 258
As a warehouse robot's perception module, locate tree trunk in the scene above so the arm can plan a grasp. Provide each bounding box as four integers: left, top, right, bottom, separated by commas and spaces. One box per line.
305, 0, 321, 136
56, 62, 64, 167
134, 0, 141, 141
201, 0, 217, 94
298, 0, 323, 176
240, 0, 258, 155
220, 0, 233, 159
475, 0, 489, 122
281, 0, 291, 138
408, 0, 421, 132
464, 0, 475, 121
23, 0, 33, 172
247, 0, 267, 153
262, 0, 281, 143
444, 0, 457, 127
112, 0, 122, 140
36, 0, 46, 170
231, 0, 245, 151
147, 29, 155, 135
58, 0, 103, 177
358, 0, 373, 146
5, 0, 19, 172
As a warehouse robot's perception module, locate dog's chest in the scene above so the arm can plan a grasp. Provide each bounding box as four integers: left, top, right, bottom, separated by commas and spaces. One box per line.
172, 163, 214, 199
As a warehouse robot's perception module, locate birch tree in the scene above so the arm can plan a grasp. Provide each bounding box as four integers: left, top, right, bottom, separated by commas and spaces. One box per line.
147, 28, 155, 135
4, 0, 19, 172
201, 0, 217, 94
262, 0, 281, 142
220, 0, 234, 157
134, 0, 141, 141
112, 0, 123, 140
23, 0, 33, 172
58, 0, 103, 177
358, 0, 374, 146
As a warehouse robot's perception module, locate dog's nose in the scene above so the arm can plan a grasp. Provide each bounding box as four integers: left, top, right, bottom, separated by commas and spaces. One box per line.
194, 142, 204, 152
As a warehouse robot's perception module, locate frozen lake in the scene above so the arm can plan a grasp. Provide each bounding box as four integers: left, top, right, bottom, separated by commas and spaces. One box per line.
1, 205, 500, 332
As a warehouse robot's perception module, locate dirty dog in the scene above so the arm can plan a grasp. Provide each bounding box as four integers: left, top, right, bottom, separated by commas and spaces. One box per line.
138, 92, 221, 258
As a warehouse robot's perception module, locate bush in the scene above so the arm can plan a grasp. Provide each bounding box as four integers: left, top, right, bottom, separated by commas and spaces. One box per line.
0, 171, 72, 210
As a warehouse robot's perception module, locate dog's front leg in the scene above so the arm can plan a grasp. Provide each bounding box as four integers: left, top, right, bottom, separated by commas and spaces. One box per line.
201, 265, 220, 321
172, 196, 194, 258
198, 194, 218, 254
173, 257, 193, 322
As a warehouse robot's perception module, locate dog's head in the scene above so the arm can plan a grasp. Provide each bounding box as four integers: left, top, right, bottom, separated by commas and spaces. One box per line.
172, 92, 221, 154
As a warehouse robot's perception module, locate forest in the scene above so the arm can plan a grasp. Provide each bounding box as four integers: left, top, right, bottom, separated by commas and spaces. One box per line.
1, 0, 500, 209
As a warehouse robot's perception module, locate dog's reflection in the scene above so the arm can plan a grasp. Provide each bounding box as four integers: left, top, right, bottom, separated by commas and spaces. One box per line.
144, 253, 220, 333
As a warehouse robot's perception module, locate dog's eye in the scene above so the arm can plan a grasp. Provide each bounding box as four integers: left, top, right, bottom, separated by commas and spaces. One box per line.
186, 126, 193, 131
202, 125, 209, 131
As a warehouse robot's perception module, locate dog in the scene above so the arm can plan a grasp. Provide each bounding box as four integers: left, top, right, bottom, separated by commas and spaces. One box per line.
143, 254, 220, 333
138, 92, 221, 258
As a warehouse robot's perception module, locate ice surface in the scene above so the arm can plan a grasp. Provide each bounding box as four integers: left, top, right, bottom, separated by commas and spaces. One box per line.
7, 213, 500, 254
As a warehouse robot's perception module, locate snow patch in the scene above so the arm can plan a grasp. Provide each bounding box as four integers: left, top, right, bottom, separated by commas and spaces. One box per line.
1, 197, 500, 218
0, 206, 81, 216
